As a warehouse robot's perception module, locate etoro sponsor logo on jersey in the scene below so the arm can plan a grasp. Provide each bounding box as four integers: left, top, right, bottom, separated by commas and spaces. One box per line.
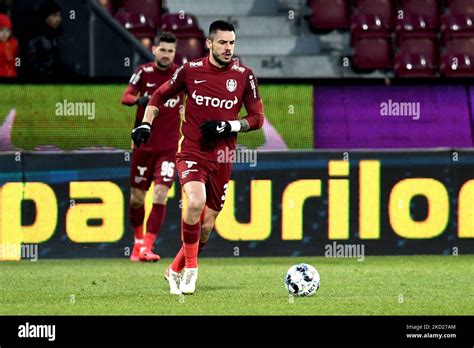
163, 95, 181, 108
191, 90, 238, 109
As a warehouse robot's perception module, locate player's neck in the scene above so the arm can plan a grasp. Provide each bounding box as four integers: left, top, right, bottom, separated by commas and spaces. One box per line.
209, 55, 227, 69
155, 61, 170, 71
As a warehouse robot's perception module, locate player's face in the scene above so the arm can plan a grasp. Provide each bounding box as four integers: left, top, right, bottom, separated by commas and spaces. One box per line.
0, 28, 11, 42
153, 42, 176, 69
207, 30, 235, 67
46, 12, 61, 30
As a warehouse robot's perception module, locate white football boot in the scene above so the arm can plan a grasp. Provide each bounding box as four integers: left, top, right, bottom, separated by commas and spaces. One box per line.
164, 265, 182, 295
179, 268, 198, 294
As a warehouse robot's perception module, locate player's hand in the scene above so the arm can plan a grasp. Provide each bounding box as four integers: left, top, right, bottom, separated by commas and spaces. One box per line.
136, 95, 150, 107
200, 121, 232, 138
131, 122, 151, 148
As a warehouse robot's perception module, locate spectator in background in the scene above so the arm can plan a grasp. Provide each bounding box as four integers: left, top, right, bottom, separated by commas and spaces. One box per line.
0, 0, 12, 15
0, 13, 18, 77
27, 0, 62, 79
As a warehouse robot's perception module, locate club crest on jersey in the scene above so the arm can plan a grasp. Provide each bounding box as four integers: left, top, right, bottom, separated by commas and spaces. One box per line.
226, 79, 237, 92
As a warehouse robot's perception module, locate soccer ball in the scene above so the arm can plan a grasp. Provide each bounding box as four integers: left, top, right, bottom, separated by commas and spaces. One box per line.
285, 263, 320, 297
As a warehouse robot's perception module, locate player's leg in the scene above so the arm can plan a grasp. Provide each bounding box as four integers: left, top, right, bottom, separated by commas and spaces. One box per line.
129, 149, 152, 261
176, 180, 206, 294
199, 205, 219, 249
170, 205, 215, 273
139, 184, 169, 261
165, 158, 208, 294
129, 188, 146, 261
140, 155, 176, 261
179, 161, 232, 294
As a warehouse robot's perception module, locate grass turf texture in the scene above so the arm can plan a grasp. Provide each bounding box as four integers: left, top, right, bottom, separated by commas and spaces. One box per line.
0, 255, 472, 315
0, 84, 313, 150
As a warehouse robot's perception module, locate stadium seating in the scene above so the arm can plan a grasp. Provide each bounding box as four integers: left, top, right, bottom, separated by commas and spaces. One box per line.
353, 0, 394, 27
114, 10, 156, 39
351, 13, 392, 69
353, 37, 393, 69
160, 13, 206, 62
440, 53, 474, 76
395, 52, 437, 77
446, 0, 474, 16
395, 14, 437, 43
445, 37, 474, 56
112, 1, 206, 62
399, 0, 440, 28
161, 13, 201, 34
441, 14, 474, 41
109, 0, 474, 77
173, 36, 207, 64
120, 0, 162, 28
351, 13, 391, 43
307, 0, 350, 30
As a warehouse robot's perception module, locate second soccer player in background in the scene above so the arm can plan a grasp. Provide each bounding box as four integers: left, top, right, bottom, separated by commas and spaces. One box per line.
122, 32, 183, 262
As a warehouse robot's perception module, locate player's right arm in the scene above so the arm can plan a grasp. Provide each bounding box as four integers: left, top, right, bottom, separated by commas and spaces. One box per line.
131, 65, 187, 148
121, 67, 150, 107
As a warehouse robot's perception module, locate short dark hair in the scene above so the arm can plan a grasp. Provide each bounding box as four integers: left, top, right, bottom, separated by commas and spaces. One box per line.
208, 20, 235, 39
154, 32, 177, 46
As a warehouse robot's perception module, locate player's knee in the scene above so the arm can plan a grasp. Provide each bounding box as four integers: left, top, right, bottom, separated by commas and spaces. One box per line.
187, 198, 205, 217
130, 191, 145, 208
153, 186, 168, 204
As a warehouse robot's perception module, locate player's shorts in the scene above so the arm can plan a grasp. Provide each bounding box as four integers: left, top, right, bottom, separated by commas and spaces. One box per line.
176, 157, 232, 212
130, 148, 176, 190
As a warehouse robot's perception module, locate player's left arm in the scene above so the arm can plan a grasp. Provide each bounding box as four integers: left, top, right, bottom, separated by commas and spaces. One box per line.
238, 70, 264, 132
238, 99, 264, 132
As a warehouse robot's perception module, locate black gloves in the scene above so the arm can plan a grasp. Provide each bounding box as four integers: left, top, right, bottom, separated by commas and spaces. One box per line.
136, 95, 150, 107
200, 121, 232, 139
131, 122, 151, 148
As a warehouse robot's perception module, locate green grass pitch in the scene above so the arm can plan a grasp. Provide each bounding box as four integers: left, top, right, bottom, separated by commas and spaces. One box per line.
0, 255, 472, 315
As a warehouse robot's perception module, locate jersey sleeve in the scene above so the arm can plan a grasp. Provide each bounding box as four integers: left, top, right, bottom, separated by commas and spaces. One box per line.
241, 69, 264, 130
149, 64, 187, 109
128, 66, 144, 91
121, 85, 139, 106
242, 69, 261, 105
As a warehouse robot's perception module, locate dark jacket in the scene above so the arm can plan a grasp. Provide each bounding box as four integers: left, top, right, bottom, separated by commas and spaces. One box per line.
27, 23, 62, 79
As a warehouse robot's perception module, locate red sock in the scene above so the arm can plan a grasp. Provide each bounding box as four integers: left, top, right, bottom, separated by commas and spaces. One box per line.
182, 220, 200, 268
133, 226, 144, 243
171, 240, 207, 273
129, 206, 145, 242
144, 203, 166, 248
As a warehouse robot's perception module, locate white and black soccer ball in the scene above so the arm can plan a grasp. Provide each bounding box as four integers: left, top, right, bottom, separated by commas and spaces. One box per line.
285, 263, 320, 297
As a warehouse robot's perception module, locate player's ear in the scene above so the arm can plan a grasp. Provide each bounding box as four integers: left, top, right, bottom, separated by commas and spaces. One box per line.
205, 38, 212, 50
